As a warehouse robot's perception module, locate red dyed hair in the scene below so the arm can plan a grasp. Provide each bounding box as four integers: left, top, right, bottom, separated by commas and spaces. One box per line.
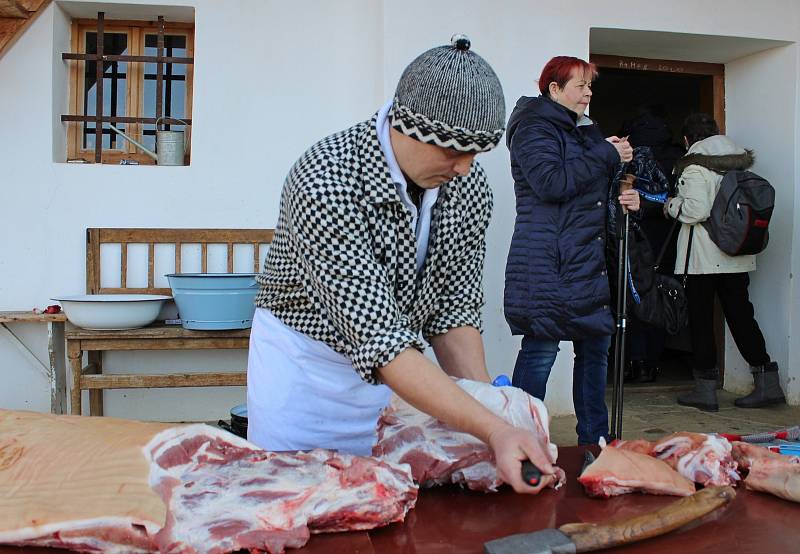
538, 56, 598, 96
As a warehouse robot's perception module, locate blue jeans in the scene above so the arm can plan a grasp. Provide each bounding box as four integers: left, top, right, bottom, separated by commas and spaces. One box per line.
512, 334, 611, 445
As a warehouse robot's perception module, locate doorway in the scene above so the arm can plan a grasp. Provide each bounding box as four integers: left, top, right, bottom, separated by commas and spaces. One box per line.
590, 69, 715, 140
589, 54, 727, 390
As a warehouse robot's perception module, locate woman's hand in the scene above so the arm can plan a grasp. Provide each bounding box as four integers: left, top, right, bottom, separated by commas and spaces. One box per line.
618, 188, 640, 212
606, 136, 633, 162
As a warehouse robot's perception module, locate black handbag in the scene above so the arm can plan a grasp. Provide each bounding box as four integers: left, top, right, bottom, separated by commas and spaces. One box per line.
630, 216, 692, 335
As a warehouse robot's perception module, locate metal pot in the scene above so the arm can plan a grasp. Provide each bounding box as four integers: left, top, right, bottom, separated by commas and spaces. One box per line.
218, 403, 248, 439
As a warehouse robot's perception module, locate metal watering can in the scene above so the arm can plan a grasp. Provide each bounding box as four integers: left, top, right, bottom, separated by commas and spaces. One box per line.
108, 117, 189, 165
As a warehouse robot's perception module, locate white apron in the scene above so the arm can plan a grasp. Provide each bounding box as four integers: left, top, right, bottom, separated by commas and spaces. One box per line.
246, 308, 392, 455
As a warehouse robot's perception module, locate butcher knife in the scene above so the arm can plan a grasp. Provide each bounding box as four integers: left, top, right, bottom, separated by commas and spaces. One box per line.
484, 485, 735, 554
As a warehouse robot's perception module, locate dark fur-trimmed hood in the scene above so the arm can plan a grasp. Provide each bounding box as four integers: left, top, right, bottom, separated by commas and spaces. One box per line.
675, 135, 755, 176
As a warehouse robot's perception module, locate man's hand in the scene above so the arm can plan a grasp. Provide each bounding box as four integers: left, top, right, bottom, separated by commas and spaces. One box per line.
379, 350, 557, 494
487, 423, 557, 494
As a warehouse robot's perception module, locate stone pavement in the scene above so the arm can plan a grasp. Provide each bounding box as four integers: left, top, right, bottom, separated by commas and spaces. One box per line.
551, 389, 800, 446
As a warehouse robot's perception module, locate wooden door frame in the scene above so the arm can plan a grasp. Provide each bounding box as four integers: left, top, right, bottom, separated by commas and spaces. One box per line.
590, 53, 728, 381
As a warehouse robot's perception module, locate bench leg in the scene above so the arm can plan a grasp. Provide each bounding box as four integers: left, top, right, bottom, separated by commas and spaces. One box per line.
88, 351, 103, 417
68, 343, 82, 416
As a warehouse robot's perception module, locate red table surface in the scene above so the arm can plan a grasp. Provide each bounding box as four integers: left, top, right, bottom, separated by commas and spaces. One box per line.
2, 446, 798, 554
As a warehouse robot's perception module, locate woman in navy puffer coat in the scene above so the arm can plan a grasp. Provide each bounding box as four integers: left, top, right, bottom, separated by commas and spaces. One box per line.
503, 56, 638, 444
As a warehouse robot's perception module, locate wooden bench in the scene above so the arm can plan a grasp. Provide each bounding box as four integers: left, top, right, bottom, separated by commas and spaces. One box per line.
67, 228, 273, 416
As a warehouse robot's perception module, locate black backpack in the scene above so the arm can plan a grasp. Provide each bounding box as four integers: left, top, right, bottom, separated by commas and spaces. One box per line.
703, 170, 774, 256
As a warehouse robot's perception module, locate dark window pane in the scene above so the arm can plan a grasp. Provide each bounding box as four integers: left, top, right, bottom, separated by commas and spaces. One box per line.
82, 32, 128, 150
143, 34, 187, 130
84, 123, 127, 150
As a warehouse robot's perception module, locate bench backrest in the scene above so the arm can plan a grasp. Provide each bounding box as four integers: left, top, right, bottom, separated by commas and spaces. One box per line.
86, 228, 274, 295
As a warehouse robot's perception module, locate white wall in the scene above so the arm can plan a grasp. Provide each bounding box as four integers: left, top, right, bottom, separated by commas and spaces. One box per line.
793, 35, 800, 404
1, 0, 799, 420
725, 45, 799, 402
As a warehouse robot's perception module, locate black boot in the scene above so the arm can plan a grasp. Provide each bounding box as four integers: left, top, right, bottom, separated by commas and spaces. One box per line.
677, 376, 718, 412
734, 362, 786, 408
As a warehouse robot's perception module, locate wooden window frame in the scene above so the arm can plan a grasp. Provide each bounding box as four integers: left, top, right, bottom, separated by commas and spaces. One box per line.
65, 17, 194, 164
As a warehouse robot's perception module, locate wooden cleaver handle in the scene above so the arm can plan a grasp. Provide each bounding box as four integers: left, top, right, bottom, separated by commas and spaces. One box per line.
560, 485, 735, 552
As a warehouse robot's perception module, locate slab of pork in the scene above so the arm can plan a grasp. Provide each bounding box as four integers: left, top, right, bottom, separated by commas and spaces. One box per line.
615, 432, 739, 487
0, 410, 171, 553
0, 410, 418, 554
147, 424, 418, 554
373, 379, 565, 492
578, 446, 695, 498
731, 442, 800, 503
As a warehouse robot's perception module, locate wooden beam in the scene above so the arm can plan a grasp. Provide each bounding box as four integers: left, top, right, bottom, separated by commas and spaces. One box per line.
0, 0, 50, 60
0, 0, 29, 19
0, 311, 67, 323
18, 0, 47, 11
591, 54, 724, 77
81, 372, 246, 389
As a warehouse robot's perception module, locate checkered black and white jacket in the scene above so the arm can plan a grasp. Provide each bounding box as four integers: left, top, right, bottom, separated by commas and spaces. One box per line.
255, 114, 493, 384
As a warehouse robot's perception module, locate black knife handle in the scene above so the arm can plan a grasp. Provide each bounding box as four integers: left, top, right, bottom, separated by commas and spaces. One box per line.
520, 460, 541, 486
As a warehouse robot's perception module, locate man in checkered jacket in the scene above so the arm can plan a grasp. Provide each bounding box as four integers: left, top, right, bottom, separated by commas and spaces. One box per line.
247, 36, 557, 493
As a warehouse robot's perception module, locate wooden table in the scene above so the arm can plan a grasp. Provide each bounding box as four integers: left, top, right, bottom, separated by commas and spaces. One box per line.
65, 322, 249, 416
2, 446, 797, 553
0, 311, 67, 414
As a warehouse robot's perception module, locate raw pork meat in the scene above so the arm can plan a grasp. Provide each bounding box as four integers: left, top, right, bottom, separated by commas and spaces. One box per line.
652, 432, 739, 486
611, 438, 654, 455
730, 441, 799, 470
0, 410, 418, 554
147, 425, 418, 554
0, 409, 172, 553
578, 446, 695, 498
373, 379, 565, 492
731, 442, 800, 503
615, 432, 739, 486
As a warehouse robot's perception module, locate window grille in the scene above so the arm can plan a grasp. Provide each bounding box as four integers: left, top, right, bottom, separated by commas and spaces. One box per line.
61, 12, 194, 164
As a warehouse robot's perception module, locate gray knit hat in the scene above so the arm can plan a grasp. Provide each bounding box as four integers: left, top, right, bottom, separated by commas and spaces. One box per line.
389, 34, 505, 153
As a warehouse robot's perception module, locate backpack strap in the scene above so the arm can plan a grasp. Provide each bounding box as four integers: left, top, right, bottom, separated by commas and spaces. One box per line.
654, 217, 681, 271
682, 225, 694, 288
654, 204, 693, 287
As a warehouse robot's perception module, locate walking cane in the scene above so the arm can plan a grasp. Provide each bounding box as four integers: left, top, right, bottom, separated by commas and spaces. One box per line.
610, 173, 635, 441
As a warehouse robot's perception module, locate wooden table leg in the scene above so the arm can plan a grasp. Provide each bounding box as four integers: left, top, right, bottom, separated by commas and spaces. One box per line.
48, 322, 67, 414
68, 341, 83, 416
88, 351, 103, 416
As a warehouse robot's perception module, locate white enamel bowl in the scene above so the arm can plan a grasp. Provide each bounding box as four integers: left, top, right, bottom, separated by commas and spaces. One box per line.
51, 294, 171, 330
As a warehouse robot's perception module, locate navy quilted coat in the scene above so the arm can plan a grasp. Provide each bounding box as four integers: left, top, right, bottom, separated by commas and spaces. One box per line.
504, 96, 620, 340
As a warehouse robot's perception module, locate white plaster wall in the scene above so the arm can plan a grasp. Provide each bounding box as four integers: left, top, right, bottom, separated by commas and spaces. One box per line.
793, 32, 800, 405
383, 0, 800, 414
1, 0, 385, 420
1, 0, 799, 421
724, 45, 799, 402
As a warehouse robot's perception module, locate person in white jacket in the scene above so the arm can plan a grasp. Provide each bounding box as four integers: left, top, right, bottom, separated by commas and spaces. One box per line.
665, 113, 785, 411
